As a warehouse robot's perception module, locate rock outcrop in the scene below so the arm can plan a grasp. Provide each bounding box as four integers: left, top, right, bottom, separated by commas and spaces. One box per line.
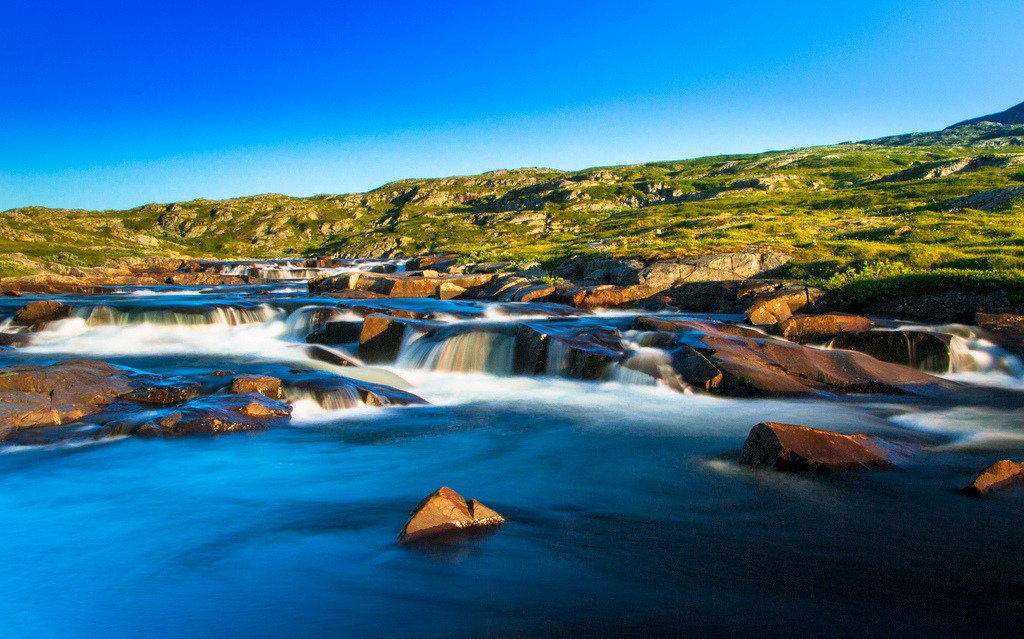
828, 330, 956, 373
740, 422, 893, 471
398, 487, 505, 544
12, 300, 72, 328
780, 313, 875, 344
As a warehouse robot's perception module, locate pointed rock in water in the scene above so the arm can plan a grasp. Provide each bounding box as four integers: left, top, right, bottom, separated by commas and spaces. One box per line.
740, 422, 893, 472
962, 460, 1024, 496
398, 487, 506, 544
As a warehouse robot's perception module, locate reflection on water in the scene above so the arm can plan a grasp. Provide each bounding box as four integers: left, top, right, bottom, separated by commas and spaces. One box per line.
1, 273, 1024, 637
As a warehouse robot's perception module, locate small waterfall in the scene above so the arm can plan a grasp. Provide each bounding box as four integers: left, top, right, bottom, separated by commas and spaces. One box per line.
610, 347, 673, 386
398, 329, 518, 374
75, 304, 282, 327
947, 333, 1024, 376
284, 385, 363, 410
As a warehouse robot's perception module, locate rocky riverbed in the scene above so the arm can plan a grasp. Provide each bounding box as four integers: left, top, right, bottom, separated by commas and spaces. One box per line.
2, 255, 1024, 636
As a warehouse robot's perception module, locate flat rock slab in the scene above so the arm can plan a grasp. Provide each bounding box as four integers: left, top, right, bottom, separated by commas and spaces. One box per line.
740, 422, 893, 472
962, 460, 1024, 496
399, 487, 505, 544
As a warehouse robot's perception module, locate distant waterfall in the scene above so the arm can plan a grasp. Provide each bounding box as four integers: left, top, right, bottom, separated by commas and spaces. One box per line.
75, 304, 283, 327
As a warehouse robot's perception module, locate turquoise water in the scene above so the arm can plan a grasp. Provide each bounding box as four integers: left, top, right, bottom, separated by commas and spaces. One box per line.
2, 283, 1024, 637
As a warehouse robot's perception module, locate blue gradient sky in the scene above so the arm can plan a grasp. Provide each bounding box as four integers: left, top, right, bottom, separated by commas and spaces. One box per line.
2, 0, 1023, 211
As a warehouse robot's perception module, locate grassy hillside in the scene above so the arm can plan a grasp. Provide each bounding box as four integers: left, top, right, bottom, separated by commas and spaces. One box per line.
4, 140, 1024, 292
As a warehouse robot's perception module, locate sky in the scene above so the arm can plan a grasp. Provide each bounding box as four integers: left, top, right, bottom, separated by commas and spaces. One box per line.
1, 0, 1023, 211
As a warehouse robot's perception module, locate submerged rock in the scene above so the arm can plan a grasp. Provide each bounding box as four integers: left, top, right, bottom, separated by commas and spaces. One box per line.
740, 422, 893, 472
398, 487, 505, 544
962, 460, 1024, 496
12, 300, 72, 328
104, 393, 291, 437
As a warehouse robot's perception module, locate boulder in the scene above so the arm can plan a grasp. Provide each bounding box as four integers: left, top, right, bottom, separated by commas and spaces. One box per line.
12, 300, 72, 328
305, 344, 361, 367
780, 314, 875, 344
0, 332, 31, 348
398, 486, 505, 544
828, 330, 955, 373
306, 320, 363, 344
0, 360, 204, 429
740, 422, 893, 471
230, 375, 284, 400
633, 317, 956, 398
974, 312, 1024, 354
104, 393, 291, 437
281, 368, 427, 408
962, 460, 1024, 496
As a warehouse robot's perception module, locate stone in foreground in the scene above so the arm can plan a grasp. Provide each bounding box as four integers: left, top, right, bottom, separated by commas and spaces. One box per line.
740, 422, 893, 472
962, 460, 1024, 496
398, 487, 505, 544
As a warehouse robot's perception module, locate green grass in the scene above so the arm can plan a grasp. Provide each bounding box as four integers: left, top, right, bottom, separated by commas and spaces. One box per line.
3, 142, 1024, 297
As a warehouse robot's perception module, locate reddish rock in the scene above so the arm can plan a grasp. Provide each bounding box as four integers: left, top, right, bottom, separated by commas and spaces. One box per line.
962, 460, 1024, 496
358, 314, 443, 364
740, 422, 893, 471
165, 273, 248, 286
398, 487, 505, 544
12, 300, 72, 328
230, 375, 284, 400
781, 314, 875, 344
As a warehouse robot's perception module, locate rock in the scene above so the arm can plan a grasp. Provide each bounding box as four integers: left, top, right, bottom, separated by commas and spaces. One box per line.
0, 360, 203, 428
437, 282, 466, 300
633, 317, 956, 397
973, 312, 1024, 354
866, 290, 1009, 322
398, 486, 505, 544
165, 273, 249, 286
104, 394, 291, 437
306, 320, 363, 344
0, 332, 31, 348
12, 300, 72, 328
746, 296, 793, 326
358, 314, 443, 364
962, 460, 1024, 496
305, 344, 361, 367
121, 376, 202, 404
828, 330, 955, 373
740, 422, 893, 471
780, 314, 875, 344
669, 345, 724, 392
280, 368, 427, 408
230, 375, 284, 400
311, 271, 494, 298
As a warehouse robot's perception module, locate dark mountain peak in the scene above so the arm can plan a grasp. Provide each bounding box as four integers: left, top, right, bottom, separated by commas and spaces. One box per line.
947, 100, 1024, 129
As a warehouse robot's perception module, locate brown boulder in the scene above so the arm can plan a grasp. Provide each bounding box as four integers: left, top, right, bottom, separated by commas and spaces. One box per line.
0, 360, 135, 428
781, 314, 875, 344
740, 422, 893, 471
12, 300, 72, 328
230, 375, 284, 400
398, 487, 505, 544
962, 460, 1024, 496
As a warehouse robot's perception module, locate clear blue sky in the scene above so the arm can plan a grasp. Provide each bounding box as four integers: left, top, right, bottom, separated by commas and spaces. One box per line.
1, 0, 1022, 211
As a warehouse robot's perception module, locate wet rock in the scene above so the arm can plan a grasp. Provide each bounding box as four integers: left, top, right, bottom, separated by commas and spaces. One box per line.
358, 314, 443, 364
281, 368, 427, 408
669, 345, 724, 392
12, 300, 72, 328
230, 375, 284, 400
104, 394, 291, 437
165, 273, 249, 286
122, 375, 203, 404
740, 422, 893, 471
962, 460, 1024, 496
0, 332, 31, 348
398, 486, 505, 544
634, 317, 955, 397
0, 360, 207, 429
305, 344, 361, 367
780, 314, 875, 344
311, 271, 494, 298
306, 320, 363, 344
974, 312, 1024, 354
828, 330, 955, 373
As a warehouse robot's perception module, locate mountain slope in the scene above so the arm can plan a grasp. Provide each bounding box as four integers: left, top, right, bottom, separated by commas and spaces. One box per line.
950, 100, 1024, 128
3, 106, 1024, 281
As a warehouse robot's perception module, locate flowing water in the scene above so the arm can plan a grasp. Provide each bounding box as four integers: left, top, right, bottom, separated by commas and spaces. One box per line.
2, 263, 1024, 637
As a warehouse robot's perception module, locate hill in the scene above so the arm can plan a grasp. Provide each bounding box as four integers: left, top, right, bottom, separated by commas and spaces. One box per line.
3, 105, 1024, 291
